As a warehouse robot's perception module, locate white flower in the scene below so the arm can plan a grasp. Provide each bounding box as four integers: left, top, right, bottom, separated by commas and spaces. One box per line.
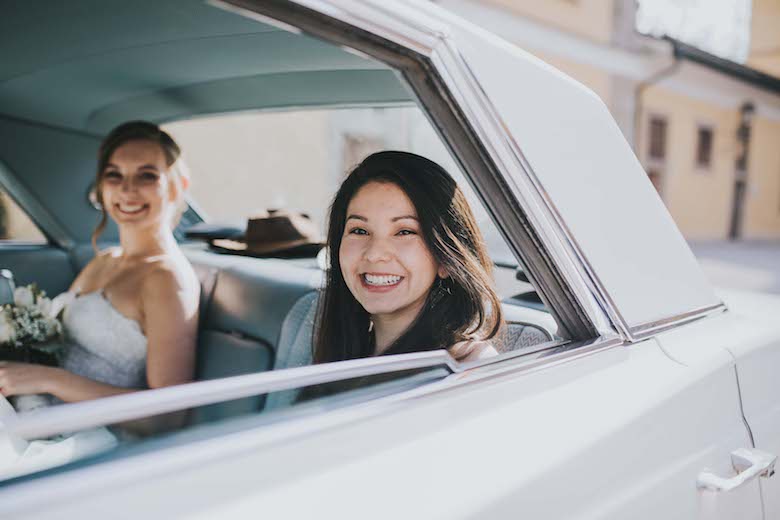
36, 296, 52, 317
13, 286, 34, 308
0, 308, 16, 344
48, 291, 75, 319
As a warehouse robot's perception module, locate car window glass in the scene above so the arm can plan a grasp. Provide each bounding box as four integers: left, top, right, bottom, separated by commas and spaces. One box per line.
0, 189, 46, 243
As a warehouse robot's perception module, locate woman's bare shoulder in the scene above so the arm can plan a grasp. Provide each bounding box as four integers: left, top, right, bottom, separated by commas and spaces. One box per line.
141, 253, 200, 297
448, 339, 499, 363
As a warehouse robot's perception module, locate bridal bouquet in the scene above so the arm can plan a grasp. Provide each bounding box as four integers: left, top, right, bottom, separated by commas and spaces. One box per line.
0, 284, 65, 366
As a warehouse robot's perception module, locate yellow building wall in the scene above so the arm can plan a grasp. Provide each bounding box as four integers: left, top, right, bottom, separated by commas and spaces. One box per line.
479, 0, 615, 44
747, 0, 780, 78
641, 86, 738, 240
743, 116, 780, 239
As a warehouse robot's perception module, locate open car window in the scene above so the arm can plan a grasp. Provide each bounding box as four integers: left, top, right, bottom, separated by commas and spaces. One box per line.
164, 106, 531, 300
0, 0, 590, 486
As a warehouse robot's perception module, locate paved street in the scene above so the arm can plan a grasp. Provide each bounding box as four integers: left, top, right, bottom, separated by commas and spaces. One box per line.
688, 240, 780, 295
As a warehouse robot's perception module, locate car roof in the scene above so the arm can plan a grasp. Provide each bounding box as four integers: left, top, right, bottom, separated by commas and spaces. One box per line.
0, 0, 411, 134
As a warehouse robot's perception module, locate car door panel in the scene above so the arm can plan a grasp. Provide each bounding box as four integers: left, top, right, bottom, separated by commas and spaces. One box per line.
3, 339, 759, 519
700, 292, 780, 518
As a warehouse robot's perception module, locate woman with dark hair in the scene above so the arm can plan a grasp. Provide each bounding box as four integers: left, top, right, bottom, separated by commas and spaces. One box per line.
0, 120, 199, 406
315, 150, 502, 365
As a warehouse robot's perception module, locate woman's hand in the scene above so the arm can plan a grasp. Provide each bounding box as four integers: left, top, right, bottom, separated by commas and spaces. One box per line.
0, 361, 60, 396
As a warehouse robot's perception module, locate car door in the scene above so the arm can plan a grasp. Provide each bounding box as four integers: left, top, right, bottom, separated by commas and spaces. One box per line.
702, 291, 780, 518
0, 337, 761, 519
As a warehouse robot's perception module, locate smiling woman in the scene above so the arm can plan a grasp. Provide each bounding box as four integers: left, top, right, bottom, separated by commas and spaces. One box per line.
93, 121, 190, 251
314, 151, 502, 369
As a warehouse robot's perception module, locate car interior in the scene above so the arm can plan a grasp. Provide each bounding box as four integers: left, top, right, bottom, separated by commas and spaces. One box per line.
0, 0, 559, 431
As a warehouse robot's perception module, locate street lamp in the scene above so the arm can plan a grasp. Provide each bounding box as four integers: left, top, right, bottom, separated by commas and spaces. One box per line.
729, 101, 755, 240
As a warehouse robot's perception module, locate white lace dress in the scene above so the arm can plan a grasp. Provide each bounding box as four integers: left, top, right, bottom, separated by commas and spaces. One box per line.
0, 290, 148, 480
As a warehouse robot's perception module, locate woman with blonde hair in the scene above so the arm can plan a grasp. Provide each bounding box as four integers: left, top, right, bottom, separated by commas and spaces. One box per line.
0, 122, 200, 479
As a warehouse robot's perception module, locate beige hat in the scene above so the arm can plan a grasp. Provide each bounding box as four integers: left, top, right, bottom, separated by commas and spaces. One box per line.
212, 209, 323, 257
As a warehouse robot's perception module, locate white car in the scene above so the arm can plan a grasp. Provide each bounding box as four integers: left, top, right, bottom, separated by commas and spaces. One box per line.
1, 1, 779, 518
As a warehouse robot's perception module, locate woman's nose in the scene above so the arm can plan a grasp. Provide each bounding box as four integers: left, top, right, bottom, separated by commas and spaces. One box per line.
364, 237, 392, 263
120, 177, 134, 192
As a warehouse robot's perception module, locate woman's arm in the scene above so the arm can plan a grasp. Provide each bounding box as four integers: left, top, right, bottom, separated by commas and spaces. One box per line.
449, 340, 499, 363
0, 362, 136, 401
0, 262, 199, 403
141, 267, 199, 389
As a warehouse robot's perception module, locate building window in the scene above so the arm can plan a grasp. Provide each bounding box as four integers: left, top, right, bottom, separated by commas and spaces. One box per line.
646, 169, 663, 195
696, 126, 714, 169
645, 115, 668, 199
648, 116, 667, 160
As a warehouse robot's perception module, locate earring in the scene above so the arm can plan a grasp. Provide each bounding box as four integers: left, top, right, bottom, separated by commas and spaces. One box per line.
430, 277, 451, 308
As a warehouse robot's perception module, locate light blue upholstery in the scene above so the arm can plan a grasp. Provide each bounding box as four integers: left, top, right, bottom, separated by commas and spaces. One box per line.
495, 322, 553, 353
262, 291, 318, 412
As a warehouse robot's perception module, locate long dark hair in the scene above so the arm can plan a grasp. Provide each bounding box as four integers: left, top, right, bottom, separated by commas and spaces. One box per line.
314, 151, 503, 364
92, 121, 184, 250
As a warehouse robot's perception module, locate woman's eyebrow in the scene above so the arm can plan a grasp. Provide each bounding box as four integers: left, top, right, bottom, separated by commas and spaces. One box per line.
346, 214, 367, 222
392, 215, 418, 222
104, 163, 160, 171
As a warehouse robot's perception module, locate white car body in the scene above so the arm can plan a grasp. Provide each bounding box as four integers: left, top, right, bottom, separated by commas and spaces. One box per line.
1, 1, 779, 519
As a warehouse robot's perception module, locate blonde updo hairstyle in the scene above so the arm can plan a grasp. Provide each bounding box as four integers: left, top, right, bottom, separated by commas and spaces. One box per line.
92, 121, 188, 250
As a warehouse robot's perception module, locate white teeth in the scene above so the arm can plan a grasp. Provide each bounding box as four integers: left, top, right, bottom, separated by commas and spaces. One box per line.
118, 204, 144, 213
364, 274, 402, 286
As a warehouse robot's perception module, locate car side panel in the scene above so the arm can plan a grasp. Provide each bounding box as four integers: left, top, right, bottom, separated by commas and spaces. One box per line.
0, 339, 759, 519
698, 292, 780, 518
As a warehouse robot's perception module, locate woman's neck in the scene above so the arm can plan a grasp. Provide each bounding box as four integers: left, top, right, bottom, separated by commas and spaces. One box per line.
372, 300, 426, 355
118, 225, 177, 258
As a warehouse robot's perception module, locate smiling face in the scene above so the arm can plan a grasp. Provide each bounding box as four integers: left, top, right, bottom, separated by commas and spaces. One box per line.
99, 139, 179, 231
339, 181, 445, 326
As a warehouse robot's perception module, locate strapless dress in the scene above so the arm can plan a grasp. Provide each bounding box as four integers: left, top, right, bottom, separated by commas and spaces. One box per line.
0, 289, 148, 480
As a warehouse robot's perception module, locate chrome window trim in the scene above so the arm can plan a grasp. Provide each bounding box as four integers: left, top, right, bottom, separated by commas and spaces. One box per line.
5, 330, 615, 442
4, 351, 457, 440
426, 39, 621, 340
628, 302, 728, 340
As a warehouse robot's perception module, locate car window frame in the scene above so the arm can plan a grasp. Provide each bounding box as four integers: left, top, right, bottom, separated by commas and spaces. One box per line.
214, 0, 611, 342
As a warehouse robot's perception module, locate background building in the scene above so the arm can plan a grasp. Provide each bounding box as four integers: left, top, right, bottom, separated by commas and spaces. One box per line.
438, 0, 780, 241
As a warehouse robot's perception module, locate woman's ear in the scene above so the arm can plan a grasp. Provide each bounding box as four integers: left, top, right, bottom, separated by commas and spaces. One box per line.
168, 172, 190, 201
437, 266, 449, 279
